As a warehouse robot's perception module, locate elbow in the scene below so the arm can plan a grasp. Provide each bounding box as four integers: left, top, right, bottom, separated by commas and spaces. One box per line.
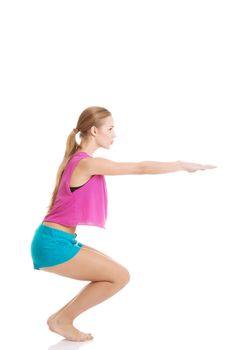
138, 162, 145, 174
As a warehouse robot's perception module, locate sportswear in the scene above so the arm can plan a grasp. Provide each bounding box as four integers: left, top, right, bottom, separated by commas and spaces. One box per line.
43, 151, 108, 229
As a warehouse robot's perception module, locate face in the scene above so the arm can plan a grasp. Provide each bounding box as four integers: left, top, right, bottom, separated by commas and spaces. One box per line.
95, 115, 116, 149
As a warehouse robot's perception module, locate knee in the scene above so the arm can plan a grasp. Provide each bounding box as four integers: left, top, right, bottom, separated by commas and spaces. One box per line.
116, 267, 130, 286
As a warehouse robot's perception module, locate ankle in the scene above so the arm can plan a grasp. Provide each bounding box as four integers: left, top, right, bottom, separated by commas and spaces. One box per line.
55, 313, 74, 326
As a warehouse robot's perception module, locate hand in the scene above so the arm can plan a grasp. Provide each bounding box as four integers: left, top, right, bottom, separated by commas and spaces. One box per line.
179, 161, 217, 172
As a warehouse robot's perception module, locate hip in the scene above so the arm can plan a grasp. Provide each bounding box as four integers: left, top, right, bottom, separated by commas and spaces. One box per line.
42, 221, 77, 234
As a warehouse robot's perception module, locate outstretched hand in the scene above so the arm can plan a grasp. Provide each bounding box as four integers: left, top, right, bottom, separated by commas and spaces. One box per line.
179, 161, 217, 172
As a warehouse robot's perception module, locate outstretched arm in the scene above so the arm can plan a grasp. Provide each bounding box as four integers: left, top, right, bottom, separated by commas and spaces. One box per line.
80, 157, 217, 176
141, 160, 216, 174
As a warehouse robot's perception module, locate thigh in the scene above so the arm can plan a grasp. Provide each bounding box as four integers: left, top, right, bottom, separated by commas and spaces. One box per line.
81, 244, 115, 261
40, 246, 129, 283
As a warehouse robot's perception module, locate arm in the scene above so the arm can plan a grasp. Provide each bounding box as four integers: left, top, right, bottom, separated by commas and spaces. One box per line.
141, 160, 216, 174
80, 157, 216, 176
80, 157, 142, 176
141, 160, 182, 174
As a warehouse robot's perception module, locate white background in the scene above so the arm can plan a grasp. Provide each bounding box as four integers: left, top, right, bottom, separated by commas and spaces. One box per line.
0, 0, 233, 349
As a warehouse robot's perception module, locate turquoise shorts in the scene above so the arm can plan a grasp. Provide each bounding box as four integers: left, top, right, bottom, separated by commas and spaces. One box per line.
30, 223, 84, 270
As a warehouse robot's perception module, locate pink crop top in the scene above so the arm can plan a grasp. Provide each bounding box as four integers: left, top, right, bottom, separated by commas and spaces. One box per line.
43, 152, 108, 229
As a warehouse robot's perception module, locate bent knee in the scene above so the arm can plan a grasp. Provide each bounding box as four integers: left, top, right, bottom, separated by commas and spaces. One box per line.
115, 266, 130, 285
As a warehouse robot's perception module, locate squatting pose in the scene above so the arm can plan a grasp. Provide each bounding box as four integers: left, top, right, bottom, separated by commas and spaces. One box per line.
30, 106, 216, 342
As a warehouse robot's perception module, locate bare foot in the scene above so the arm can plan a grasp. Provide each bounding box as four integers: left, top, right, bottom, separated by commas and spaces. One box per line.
47, 314, 93, 342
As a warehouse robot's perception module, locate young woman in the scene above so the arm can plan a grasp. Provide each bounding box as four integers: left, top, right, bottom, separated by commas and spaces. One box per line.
30, 106, 216, 342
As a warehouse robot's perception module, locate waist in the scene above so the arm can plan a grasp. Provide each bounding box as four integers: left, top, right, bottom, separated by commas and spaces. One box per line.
42, 221, 77, 234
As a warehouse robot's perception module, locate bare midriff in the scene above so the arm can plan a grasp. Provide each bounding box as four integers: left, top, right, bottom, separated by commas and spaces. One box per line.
42, 221, 77, 234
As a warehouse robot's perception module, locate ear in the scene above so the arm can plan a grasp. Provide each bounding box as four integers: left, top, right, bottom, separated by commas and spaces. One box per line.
90, 125, 97, 137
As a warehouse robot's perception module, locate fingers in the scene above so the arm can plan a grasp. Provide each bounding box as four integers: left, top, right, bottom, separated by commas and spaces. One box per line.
188, 163, 217, 172
184, 162, 217, 172
205, 164, 217, 169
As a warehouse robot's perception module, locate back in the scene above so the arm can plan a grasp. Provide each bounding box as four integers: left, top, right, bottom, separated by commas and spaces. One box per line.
43, 151, 108, 229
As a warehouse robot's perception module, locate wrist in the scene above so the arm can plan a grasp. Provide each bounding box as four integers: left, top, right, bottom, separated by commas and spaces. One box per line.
176, 160, 185, 171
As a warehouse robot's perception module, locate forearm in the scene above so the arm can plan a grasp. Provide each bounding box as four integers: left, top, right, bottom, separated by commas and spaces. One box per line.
140, 160, 183, 174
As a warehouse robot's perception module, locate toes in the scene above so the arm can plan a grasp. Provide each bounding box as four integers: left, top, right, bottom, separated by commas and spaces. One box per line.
86, 335, 93, 340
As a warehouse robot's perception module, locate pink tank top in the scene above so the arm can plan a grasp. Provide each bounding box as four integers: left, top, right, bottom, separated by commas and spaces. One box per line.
43, 152, 108, 229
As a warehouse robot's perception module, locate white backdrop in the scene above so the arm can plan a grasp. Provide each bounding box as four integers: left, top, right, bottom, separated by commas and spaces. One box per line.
0, 1, 233, 349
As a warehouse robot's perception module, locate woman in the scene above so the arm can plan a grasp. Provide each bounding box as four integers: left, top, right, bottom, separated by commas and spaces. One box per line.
30, 106, 216, 342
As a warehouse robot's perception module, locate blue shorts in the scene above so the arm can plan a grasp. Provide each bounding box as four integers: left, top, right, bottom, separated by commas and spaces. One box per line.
30, 223, 84, 270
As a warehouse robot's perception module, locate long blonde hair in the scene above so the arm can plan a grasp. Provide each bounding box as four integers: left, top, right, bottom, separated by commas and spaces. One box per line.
46, 106, 111, 213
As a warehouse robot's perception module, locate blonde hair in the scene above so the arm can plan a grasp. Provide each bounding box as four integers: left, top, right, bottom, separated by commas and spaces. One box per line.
46, 106, 111, 213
